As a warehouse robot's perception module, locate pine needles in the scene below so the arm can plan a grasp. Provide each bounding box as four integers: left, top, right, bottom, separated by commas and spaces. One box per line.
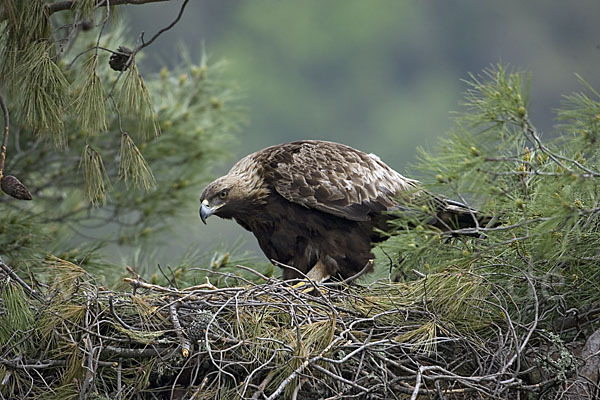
0, 0, 50, 84
118, 62, 161, 139
0, 282, 33, 350
119, 132, 156, 190
72, 0, 96, 21
72, 55, 107, 135
16, 42, 69, 146
373, 64, 600, 398
80, 144, 109, 205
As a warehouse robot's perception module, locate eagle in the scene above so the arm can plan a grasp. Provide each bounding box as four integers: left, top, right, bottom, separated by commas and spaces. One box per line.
199, 140, 484, 283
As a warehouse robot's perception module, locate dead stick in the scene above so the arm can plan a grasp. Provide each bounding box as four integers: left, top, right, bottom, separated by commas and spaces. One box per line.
123, 277, 232, 297
109, 294, 137, 331
101, 345, 171, 359
266, 336, 343, 400
45, 0, 174, 15
235, 264, 271, 282
0, 259, 43, 301
123, 277, 180, 294
116, 358, 122, 400
0, 91, 9, 180
169, 300, 191, 358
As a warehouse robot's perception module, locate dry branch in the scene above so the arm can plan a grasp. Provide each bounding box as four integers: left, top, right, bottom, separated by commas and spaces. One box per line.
0, 263, 598, 399
45, 0, 176, 16
0, 91, 8, 180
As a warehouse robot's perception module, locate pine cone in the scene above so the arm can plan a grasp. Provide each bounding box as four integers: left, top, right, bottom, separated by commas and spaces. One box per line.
1, 175, 32, 200
109, 46, 133, 72
80, 19, 94, 31
185, 310, 216, 342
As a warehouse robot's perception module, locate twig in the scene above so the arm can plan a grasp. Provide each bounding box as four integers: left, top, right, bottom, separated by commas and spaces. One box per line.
312, 364, 370, 393
323, 259, 373, 286
0, 91, 9, 180
521, 116, 600, 177
123, 277, 181, 294
169, 300, 191, 357
108, 294, 137, 331
235, 264, 272, 282
250, 370, 277, 400
0, 260, 43, 301
410, 366, 425, 400
107, 0, 189, 92
136, 0, 190, 52
116, 358, 122, 400
0, 357, 115, 369
45, 0, 174, 15
100, 345, 172, 359
266, 336, 343, 400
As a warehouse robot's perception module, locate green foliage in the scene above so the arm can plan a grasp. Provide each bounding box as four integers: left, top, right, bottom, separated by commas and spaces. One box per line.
72, 55, 108, 135
15, 41, 69, 145
0, 0, 51, 82
81, 144, 110, 206
556, 74, 600, 147
72, 0, 96, 20
0, 281, 34, 353
0, 9, 245, 284
118, 132, 155, 190
118, 61, 161, 139
378, 64, 600, 336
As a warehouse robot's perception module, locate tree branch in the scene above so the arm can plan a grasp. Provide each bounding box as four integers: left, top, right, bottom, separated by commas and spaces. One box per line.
137, 0, 189, 51
0, 259, 43, 301
169, 300, 191, 358
45, 0, 177, 16
0, 90, 9, 180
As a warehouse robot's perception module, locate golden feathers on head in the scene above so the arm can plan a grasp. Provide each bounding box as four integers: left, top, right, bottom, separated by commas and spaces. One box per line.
200, 154, 270, 219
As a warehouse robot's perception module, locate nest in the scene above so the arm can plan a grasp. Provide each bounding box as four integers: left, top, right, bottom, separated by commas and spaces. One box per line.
0, 257, 598, 399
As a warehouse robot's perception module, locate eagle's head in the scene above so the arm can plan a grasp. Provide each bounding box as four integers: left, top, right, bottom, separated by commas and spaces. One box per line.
199, 157, 269, 224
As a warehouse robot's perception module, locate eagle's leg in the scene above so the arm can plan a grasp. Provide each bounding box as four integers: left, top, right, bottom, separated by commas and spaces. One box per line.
291, 260, 331, 292
306, 260, 331, 283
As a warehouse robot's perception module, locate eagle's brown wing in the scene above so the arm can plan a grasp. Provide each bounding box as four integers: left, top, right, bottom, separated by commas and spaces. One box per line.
256, 140, 418, 221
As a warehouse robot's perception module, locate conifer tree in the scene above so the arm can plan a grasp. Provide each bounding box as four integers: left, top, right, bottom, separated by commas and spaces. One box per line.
0, 3, 598, 398
376, 65, 600, 394
0, 1, 245, 281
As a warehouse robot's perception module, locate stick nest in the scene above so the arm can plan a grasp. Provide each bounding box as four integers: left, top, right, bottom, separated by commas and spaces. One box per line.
0, 257, 598, 399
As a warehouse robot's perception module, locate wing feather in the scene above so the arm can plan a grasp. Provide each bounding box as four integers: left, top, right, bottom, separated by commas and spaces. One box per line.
256, 141, 418, 221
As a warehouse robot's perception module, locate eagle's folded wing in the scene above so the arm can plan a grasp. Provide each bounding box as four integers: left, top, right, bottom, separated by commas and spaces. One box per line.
258, 141, 418, 221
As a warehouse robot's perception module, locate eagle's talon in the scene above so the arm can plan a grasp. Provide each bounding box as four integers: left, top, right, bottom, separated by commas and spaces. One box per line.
290, 280, 328, 295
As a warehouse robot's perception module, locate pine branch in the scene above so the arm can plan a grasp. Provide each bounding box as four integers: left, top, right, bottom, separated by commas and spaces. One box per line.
0, 258, 43, 301
136, 0, 190, 51
80, 144, 110, 205
118, 132, 156, 189
72, 55, 107, 135
45, 0, 176, 16
118, 62, 160, 138
17, 42, 69, 146
0, 90, 9, 180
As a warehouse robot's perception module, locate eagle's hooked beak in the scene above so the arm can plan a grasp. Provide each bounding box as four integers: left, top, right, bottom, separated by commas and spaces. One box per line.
199, 199, 214, 225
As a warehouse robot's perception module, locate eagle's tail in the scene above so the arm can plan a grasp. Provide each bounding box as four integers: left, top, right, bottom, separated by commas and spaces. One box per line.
389, 192, 496, 234
432, 198, 496, 234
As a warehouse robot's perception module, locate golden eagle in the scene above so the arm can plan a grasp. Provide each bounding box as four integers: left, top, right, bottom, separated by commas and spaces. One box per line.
200, 140, 484, 283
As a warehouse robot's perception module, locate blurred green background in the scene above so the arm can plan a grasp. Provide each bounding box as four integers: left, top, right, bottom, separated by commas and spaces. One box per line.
121, 0, 600, 265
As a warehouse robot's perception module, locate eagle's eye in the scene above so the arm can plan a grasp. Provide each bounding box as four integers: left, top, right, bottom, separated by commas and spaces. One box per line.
218, 189, 229, 199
